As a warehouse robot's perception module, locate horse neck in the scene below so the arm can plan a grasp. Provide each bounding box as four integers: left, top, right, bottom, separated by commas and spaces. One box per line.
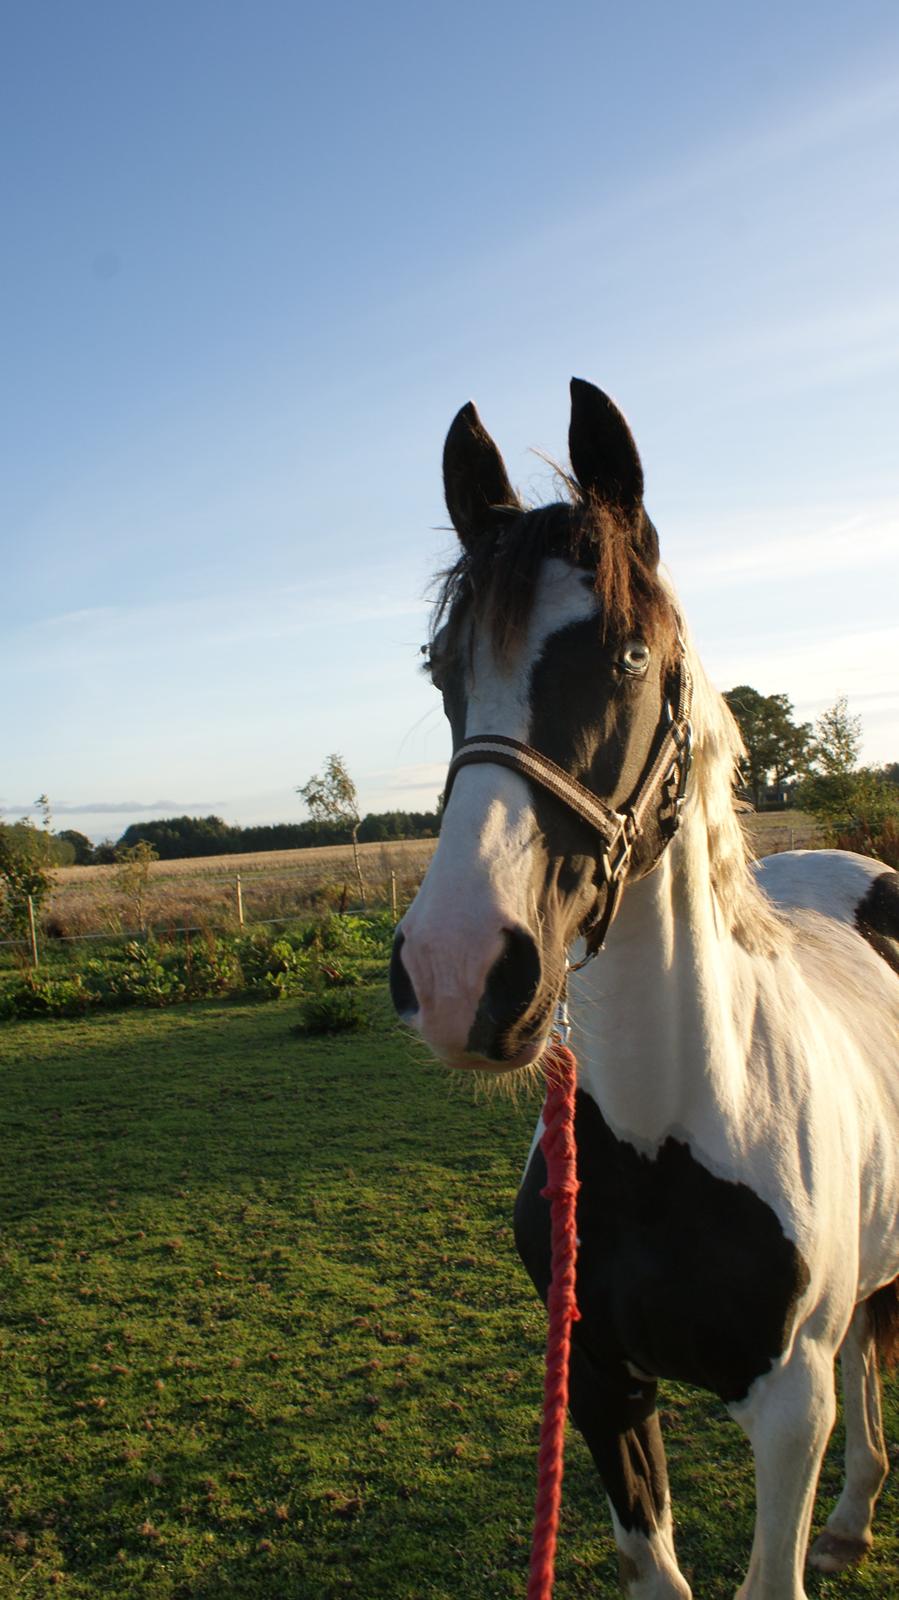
571, 724, 784, 1146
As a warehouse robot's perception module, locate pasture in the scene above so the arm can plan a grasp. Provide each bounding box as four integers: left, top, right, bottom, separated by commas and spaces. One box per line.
43, 841, 438, 941
1, 989, 894, 1598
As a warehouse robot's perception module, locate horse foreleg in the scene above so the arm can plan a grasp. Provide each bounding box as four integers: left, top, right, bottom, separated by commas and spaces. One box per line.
808, 1304, 889, 1573
568, 1342, 692, 1599
729, 1337, 836, 1600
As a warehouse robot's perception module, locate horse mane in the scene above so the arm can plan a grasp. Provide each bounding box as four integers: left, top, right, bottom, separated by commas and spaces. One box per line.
672, 606, 790, 957
431, 494, 676, 666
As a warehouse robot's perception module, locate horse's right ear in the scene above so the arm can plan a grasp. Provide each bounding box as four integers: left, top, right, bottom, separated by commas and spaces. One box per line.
443, 402, 521, 549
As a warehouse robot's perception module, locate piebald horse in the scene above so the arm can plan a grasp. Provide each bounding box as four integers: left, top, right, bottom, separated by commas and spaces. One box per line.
389, 380, 899, 1600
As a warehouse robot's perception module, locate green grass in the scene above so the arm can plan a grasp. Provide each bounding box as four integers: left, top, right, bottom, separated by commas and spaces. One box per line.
0, 994, 895, 1598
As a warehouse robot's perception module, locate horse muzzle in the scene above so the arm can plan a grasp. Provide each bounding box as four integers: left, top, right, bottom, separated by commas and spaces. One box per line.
389, 924, 549, 1071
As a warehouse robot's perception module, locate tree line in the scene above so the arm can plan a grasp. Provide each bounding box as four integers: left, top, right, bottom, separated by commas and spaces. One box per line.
48, 807, 441, 867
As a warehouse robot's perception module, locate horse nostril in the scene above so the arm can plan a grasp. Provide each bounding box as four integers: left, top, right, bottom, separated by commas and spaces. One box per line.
389, 931, 419, 1019
468, 926, 542, 1057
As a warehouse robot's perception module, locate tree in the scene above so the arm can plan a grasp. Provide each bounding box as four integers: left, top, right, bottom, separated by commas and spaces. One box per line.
795, 696, 899, 859
118, 815, 239, 860
722, 686, 812, 808
298, 753, 366, 907
114, 840, 159, 934
58, 829, 95, 865
0, 817, 55, 939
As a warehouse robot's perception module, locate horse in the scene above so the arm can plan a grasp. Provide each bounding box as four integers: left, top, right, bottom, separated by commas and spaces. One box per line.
389, 379, 899, 1600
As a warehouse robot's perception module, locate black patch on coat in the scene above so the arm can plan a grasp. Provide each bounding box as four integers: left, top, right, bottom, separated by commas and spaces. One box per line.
514, 1090, 810, 1531
854, 869, 899, 977
526, 614, 678, 888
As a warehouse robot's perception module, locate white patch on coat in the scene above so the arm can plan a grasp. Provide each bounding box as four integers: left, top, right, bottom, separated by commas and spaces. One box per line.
397, 561, 599, 1064
754, 849, 888, 926
608, 1502, 692, 1598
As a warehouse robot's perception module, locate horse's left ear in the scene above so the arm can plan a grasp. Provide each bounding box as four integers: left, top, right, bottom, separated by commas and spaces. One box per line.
568, 378, 645, 513
569, 378, 658, 565
443, 401, 522, 549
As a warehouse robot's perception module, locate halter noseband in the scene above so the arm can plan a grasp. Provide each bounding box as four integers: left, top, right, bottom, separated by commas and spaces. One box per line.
442, 639, 694, 968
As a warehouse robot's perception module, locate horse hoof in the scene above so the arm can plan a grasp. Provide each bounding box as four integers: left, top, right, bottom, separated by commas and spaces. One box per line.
808, 1530, 871, 1573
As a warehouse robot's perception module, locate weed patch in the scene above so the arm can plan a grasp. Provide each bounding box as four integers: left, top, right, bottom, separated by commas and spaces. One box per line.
0, 915, 394, 1021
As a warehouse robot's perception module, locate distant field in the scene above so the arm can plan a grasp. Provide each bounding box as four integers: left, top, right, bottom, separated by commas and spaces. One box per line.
44, 840, 438, 940
744, 808, 821, 852
38, 814, 819, 944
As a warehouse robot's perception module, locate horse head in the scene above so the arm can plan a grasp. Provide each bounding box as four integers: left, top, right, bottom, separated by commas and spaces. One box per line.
390, 379, 687, 1071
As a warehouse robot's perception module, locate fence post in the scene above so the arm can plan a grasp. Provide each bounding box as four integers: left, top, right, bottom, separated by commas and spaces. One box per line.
27, 895, 39, 968
390, 870, 398, 924
236, 874, 244, 927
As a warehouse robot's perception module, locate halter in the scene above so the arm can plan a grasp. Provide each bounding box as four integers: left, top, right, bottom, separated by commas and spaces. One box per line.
443, 636, 693, 967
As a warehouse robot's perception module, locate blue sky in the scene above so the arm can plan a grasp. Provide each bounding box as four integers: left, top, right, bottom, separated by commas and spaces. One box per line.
3, 1, 898, 839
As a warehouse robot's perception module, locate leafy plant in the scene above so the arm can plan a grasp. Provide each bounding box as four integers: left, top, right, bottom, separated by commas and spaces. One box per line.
292, 987, 367, 1034
3, 969, 96, 1018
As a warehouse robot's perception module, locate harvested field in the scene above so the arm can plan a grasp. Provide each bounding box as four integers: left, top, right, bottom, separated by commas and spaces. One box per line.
36, 814, 819, 945
43, 840, 437, 941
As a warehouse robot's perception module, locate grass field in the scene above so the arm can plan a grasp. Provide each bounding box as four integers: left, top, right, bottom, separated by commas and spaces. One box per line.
1, 984, 893, 1599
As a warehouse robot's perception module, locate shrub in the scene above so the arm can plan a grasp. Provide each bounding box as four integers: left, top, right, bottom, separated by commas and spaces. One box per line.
292, 988, 367, 1034
235, 932, 310, 1000
4, 970, 96, 1019
834, 814, 899, 871
299, 911, 392, 960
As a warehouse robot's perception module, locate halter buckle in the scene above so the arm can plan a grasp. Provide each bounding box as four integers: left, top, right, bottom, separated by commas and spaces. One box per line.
601, 810, 638, 886
672, 720, 694, 806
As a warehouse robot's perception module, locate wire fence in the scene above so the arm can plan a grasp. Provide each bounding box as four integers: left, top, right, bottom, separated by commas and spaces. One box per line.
1, 843, 438, 966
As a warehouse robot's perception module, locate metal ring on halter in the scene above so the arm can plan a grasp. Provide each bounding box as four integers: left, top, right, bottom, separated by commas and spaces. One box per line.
552, 980, 572, 1047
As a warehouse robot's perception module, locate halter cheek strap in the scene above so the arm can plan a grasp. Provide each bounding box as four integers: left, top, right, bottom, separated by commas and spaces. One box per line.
442, 646, 693, 966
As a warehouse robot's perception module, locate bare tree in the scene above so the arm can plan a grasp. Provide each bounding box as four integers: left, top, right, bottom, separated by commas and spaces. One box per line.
297, 753, 366, 907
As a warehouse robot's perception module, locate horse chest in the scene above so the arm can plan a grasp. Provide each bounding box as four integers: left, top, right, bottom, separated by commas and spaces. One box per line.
514, 1089, 810, 1404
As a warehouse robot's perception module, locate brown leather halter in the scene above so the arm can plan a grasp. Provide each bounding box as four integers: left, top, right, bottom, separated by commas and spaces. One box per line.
442, 639, 694, 968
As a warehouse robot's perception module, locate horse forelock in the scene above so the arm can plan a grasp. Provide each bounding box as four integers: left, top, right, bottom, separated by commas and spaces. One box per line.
430, 496, 677, 673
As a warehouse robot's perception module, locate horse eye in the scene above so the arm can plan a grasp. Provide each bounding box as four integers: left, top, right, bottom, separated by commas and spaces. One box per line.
421, 644, 444, 688
620, 641, 650, 676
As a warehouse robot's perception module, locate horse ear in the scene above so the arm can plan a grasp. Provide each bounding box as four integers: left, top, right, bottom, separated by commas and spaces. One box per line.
443, 402, 521, 548
568, 378, 645, 516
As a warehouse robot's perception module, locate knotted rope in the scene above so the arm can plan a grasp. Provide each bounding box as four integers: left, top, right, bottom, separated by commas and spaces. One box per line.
527, 1039, 580, 1600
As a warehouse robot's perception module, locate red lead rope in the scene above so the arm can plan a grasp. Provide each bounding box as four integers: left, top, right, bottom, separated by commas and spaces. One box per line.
527, 1041, 581, 1600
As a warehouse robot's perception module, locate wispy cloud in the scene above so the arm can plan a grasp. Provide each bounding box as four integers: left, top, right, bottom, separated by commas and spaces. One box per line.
2, 798, 226, 818
670, 500, 899, 588
704, 622, 899, 764
7, 564, 431, 662
369, 763, 447, 798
